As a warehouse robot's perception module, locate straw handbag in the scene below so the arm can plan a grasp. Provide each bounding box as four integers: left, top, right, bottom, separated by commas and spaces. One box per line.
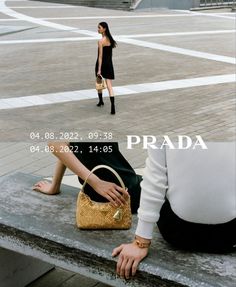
95, 75, 107, 90
76, 165, 132, 229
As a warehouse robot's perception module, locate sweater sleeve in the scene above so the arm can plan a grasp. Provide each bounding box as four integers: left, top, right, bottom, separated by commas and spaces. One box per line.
135, 146, 168, 239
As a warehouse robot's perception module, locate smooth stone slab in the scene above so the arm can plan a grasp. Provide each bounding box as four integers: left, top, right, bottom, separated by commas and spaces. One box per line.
0, 172, 235, 287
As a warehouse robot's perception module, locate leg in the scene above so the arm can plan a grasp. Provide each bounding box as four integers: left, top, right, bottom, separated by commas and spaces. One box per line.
33, 159, 66, 195
105, 79, 115, 114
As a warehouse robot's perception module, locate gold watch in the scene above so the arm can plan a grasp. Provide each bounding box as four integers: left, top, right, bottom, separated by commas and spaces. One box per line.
134, 236, 151, 248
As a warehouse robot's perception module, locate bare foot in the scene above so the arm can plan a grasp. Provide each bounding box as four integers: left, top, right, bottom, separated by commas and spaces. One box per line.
33, 180, 60, 195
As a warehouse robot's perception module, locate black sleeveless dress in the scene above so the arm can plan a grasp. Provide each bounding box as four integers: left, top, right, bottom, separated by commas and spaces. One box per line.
69, 142, 141, 213
95, 46, 115, 80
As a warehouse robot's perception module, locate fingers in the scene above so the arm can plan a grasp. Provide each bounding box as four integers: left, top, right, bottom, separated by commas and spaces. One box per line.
114, 244, 137, 279
116, 254, 137, 279
125, 258, 134, 279
110, 185, 129, 204
119, 257, 134, 279
109, 188, 126, 205
112, 244, 123, 257
119, 257, 129, 278
104, 185, 128, 206
131, 260, 139, 276
105, 194, 117, 207
33, 181, 45, 187
116, 252, 124, 275
97, 181, 130, 207
32, 181, 59, 195
113, 243, 148, 279
33, 181, 49, 189
115, 186, 130, 201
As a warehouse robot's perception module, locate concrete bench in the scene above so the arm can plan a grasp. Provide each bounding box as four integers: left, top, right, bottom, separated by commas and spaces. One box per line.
0, 172, 235, 287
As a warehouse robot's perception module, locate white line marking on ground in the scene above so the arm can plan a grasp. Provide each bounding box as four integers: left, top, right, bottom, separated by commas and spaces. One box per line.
1, 13, 235, 22
0, 1, 97, 35
117, 37, 236, 64
0, 13, 231, 22
41, 12, 236, 20
0, 36, 98, 44
6, 1, 236, 20
4, 0, 236, 20
40, 14, 201, 19
177, 9, 236, 20
0, 19, 19, 21
118, 29, 236, 38
0, 15, 195, 22
0, 74, 234, 110
216, 13, 236, 15
1, 1, 235, 65
1, 29, 234, 45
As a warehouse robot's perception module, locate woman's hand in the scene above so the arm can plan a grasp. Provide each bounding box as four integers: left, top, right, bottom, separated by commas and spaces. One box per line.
33, 180, 60, 195
112, 241, 149, 279
97, 70, 102, 77
89, 176, 129, 207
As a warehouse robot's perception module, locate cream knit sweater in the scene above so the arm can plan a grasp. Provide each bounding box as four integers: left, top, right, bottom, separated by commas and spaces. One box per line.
136, 142, 236, 239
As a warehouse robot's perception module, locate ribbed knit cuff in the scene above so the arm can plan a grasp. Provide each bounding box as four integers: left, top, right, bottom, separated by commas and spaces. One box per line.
135, 219, 155, 240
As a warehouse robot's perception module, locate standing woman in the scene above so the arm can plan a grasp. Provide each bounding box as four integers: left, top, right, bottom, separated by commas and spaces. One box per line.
95, 22, 117, 114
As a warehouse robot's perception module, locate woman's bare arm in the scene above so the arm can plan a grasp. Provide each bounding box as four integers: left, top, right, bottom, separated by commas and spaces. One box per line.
48, 142, 129, 206
97, 39, 103, 75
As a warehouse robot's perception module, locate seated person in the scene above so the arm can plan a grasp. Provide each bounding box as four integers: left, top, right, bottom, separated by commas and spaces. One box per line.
112, 142, 236, 279
33, 142, 142, 213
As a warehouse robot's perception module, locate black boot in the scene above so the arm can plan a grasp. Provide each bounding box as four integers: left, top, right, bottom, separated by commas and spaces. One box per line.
110, 96, 115, 115
96, 93, 104, 107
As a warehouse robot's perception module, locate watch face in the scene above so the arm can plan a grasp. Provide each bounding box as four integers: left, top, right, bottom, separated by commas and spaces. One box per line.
135, 239, 150, 248
139, 242, 144, 248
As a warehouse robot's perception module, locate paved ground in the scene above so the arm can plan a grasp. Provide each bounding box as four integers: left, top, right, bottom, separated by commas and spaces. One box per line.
0, 0, 235, 142
0, 0, 235, 286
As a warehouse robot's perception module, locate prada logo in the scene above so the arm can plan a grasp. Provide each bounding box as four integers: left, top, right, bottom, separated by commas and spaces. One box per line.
113, 209, 123, 221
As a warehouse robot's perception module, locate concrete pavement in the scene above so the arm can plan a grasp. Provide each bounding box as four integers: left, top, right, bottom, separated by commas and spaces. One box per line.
0, 1, 235, 142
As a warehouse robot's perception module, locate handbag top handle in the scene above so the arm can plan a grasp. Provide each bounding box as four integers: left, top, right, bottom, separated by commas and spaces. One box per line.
82, 164, 126, 191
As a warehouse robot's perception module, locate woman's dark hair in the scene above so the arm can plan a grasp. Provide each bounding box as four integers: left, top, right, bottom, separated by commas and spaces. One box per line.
99, 22, 117, 48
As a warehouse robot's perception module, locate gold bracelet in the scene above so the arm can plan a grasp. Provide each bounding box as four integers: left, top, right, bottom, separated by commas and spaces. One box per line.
134, 236, 151, 248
